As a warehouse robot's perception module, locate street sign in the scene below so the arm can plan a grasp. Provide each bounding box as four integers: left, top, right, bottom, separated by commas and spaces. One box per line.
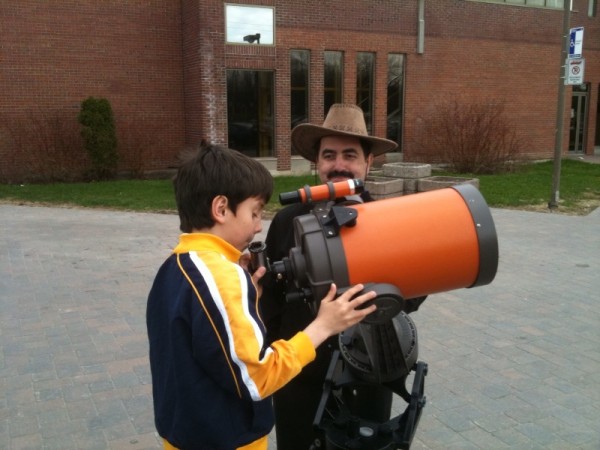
565, 58, 585, 85
569, 27, 584, 59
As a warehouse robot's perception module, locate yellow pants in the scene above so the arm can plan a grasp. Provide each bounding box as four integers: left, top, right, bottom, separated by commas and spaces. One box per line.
163, 435, 268, 450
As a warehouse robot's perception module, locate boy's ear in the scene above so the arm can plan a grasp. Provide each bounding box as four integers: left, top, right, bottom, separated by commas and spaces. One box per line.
211, 195, 229, 224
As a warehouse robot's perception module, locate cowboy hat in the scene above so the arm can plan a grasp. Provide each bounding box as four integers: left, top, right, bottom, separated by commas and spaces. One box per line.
291, 103, 398, 162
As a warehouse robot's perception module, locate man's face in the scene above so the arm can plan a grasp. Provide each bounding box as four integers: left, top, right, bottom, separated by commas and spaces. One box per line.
316, 135, 373, 183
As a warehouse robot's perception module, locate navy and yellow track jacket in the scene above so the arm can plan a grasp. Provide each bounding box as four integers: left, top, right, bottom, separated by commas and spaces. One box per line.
147, 233, 316, 449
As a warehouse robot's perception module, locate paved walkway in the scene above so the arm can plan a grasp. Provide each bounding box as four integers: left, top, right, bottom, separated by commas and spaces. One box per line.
1, 203, 598, 449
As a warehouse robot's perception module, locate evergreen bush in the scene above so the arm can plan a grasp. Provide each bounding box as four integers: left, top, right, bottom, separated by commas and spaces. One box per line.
78, 97, 118, 179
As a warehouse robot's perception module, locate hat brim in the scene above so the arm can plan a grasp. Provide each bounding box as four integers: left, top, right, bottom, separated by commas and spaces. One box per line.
291, 123, 398, 162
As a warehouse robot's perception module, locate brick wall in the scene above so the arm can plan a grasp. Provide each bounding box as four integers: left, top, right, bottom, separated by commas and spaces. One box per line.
191, 0, 599, 168
0, 0, 185, 181
1, 0, 599, 181
404, 1, 600, 161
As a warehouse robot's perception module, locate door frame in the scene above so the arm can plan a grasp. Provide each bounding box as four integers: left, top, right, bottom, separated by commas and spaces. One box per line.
569, 84, 589, 154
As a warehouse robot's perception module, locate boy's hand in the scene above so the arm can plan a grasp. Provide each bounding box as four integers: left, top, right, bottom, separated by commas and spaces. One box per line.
239, 253, 267, 296
303, 283, 377, 348
250, 266, 266, 297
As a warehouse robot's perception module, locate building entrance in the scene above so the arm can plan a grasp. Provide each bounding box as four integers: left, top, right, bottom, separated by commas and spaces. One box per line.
569, 84, 589, 153
226, 70, 274, 157
596, 84, 600, 151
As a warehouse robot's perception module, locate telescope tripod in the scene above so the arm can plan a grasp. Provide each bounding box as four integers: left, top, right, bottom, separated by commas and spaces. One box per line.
311, 350, 427, 450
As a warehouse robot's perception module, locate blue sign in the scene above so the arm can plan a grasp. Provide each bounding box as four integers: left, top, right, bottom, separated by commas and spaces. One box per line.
569, 27, 584, 59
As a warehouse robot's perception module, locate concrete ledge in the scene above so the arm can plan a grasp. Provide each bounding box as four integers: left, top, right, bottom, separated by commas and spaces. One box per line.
365, 176, 404, 199
402, 178, 418, 194
259, 156, 314, 176
418, 176, 480, 192
382, 162, 432, 179
383, 152, 404, 164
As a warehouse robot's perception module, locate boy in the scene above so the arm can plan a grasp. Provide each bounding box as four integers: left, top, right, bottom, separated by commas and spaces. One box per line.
146, 144, 377, 450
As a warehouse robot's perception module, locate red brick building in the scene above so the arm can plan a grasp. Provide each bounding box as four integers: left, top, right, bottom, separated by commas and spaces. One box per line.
1, 0, 598, 182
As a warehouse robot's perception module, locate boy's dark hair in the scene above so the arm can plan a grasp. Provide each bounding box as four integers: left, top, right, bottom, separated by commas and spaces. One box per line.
174, 143, 273, 232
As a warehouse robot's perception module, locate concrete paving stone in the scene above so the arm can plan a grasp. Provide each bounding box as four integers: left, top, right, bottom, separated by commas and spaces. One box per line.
10, 432, 43, 450
515, 421, 565, 447
1, 203, 599, 449
515, 385, 566, 410
480, 383, 513, 400
103, 420, 138, 441
108, 432, 163, 450
434, 407, 480, 433
472, 412, 518, 433
535, 416, 585, 436
504, 403, 556, 423
8, 415, 40, 438
554, 401, 598, 428
65, 397, 96, 420
111, 372, 142, 389
414, 417, 471, 448
71, 429, 111, 450
515, 359, 562, 380
490, 426, 533, 447
558, 427, 600, 448
426, 441, 480, 450
39, 417, 83, 439
131, 410, 157, 434
465, 394, 532, 417
459, 426, 512, 448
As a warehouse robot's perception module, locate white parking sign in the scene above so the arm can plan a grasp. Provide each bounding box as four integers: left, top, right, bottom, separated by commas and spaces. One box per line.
565, 58, 585, 85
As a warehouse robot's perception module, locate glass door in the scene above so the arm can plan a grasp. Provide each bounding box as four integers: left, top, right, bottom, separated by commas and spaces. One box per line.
569, 84, 589, 153
227, 70, 274, 157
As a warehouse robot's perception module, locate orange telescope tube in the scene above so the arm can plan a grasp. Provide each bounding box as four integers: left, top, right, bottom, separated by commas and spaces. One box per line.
289, 184, 498, 302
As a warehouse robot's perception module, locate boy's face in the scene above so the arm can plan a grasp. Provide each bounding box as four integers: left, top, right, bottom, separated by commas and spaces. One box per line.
223, 196, 265, 251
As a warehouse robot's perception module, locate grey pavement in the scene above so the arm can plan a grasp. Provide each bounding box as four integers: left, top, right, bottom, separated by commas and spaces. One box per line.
1, 203, 599, 449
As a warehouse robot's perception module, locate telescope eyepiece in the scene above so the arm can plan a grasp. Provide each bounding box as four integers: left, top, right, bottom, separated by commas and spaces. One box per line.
248, 241, 269, 273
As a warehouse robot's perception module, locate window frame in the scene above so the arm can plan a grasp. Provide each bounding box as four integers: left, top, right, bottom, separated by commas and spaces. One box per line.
224, 4, 275, 45
290, 49, 310, 138
465, 0, 567, 8
324, 51, 344, 116
356, 52, 375, 134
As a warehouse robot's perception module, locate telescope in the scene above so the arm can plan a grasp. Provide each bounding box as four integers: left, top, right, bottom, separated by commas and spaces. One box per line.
251, 179, 498, 449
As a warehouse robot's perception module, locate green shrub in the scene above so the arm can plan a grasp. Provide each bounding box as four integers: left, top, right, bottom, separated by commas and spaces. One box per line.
78, 97, 118, 180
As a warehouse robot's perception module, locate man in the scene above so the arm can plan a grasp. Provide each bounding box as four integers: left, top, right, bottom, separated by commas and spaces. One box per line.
261, 104, 426, 450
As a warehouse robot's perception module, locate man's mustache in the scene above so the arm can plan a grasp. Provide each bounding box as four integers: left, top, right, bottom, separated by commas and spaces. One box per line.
327, 170, 355, 179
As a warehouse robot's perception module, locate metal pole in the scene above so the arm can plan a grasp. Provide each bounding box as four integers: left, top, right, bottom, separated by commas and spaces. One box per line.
417, 0, 425, 54
549, 1, 571, 209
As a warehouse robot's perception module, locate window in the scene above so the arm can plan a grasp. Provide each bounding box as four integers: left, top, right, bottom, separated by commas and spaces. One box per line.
590, 0, 597, 16
467, 0, 565, 7
324, 51, 343, 115
356, 52, 375, 134
227, 70, 274, 157
387, 54, 405, 150
225, 4, 274, 45
290, 50, 309, 135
